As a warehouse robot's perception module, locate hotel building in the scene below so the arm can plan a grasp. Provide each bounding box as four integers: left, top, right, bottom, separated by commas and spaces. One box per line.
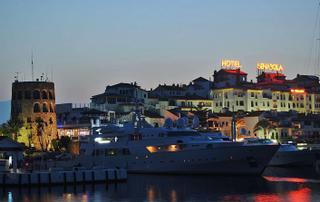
211, 61, 320, 114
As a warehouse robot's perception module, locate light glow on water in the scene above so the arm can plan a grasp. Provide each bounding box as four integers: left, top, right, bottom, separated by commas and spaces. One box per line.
1, 170, 320, 202
255, 194, 282, 202
264, 176, 320, 183
288, 188, 311, 202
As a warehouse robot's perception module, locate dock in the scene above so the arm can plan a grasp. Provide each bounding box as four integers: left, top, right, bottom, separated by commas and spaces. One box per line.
0, 168, 127, 186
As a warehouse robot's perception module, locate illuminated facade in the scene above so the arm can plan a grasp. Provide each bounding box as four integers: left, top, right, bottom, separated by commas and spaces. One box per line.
212, 66, 320, 113
56, 103, 108, 138
212, 87, 320, 113
11, 80, 57, 150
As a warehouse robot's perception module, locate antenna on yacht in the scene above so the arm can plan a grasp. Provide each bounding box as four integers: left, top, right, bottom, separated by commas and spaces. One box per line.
231, 106, 236, 142
134, 87, 142, 131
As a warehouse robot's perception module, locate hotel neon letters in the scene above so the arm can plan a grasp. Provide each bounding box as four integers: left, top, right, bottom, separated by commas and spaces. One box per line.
221, 59, 242, 69
257, 63, 284, 72
290, 89, 305, 94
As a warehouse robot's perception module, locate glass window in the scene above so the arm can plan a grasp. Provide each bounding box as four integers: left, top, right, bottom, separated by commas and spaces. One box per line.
33, 103, 41, 113
33, 90, 40, 99
42, 91, 48, 99
49, 91, 54, 99
43, 103, 49, 113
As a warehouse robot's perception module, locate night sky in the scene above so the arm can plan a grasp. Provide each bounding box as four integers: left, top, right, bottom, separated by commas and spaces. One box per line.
1, 0, 319, 104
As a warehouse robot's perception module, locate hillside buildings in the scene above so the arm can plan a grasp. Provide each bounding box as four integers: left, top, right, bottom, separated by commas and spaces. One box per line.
90, 82, 148, 115
42, 59, 313, 145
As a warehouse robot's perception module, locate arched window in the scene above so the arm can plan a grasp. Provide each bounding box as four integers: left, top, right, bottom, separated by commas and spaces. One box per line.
42, 91, 48, 99
49, 91, 54, 100
33, 90, 40, 99
33, 103, 41, 113
42, 103, 49, 113
50, 104, 54, 112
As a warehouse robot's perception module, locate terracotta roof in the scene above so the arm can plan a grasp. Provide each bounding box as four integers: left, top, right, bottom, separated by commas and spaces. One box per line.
220, 69, 247, 75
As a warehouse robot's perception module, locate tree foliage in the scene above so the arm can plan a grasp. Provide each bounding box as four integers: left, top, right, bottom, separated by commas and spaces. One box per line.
193, 103, 209, 128
35, 117, 47, 151
52, 136, 72, 152
0, 117, 23, 140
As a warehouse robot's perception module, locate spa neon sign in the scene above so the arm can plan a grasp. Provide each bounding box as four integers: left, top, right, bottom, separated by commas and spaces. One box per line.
257, 63, 284, 72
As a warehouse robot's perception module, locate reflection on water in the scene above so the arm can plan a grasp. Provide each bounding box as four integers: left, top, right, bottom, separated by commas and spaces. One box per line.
1, 167, 320, 202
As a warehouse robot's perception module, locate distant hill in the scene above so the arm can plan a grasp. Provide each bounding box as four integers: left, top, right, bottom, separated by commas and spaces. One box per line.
0, 100, 10, 124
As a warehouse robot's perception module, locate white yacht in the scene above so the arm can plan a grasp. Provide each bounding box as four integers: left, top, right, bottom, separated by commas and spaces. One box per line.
243, 138, 320, 167
75, 123, 279, 175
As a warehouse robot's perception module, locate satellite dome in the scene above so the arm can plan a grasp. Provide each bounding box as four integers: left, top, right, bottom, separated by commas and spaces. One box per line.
164, 118, 174, 128
176, 118, 186, 128
192, 116, 200, 128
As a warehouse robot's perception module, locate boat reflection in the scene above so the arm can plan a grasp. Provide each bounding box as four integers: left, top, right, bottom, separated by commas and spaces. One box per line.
263, 166, 320, 182
0, 168, 319, 202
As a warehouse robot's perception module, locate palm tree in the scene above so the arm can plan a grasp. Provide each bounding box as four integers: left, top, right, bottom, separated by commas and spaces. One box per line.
1, 117, 23, 140
193, 103, 209, 129
35, 117, 46, 151
254, 119, 277, 139
48, 117, 54, 151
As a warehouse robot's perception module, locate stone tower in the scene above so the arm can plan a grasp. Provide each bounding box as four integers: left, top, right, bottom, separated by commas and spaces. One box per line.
11, 79, 57, 151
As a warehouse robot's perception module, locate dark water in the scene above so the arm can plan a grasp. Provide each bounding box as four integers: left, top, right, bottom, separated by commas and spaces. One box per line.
1, 167, 320, 202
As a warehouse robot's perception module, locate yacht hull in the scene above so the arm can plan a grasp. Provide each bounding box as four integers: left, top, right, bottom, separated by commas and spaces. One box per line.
76, 144, 279, 175
268, 149, 320, 167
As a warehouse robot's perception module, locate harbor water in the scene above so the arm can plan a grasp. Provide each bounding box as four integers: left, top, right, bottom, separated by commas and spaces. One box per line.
1, 167, 320, 202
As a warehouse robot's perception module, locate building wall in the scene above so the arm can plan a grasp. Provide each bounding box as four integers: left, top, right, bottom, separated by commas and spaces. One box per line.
11, 81, 57, 150
174, 99, 213, 112
208, 115, 258, 139
212, 88, 320, 113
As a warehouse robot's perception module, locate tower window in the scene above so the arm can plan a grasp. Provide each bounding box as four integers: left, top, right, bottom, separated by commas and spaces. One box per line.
33, 103, 41, 113
42, 91, 48, 99
42, 103, 49, 113
33, 90, 40, 99
49, 91, 54, 100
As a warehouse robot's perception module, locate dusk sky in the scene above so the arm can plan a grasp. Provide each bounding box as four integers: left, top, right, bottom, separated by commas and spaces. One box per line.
1, 0, 319, 103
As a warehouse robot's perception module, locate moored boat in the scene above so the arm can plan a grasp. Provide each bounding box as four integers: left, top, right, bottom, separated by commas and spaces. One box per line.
75, 123, 279, 175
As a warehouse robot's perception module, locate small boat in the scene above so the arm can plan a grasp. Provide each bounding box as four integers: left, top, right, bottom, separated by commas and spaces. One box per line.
242, 138, 320, 167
